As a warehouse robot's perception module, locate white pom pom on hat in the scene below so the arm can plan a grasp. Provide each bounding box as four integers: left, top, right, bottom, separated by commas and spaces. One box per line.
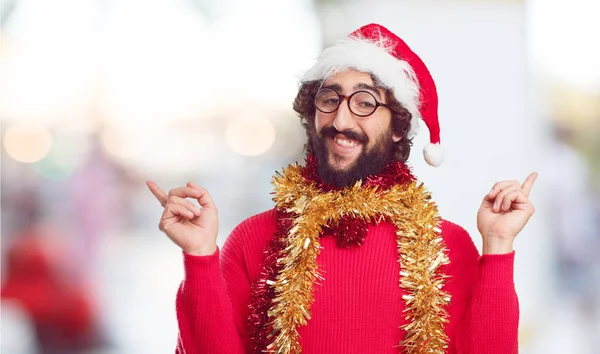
303, 23, 444, 167
424, 143, 444, 167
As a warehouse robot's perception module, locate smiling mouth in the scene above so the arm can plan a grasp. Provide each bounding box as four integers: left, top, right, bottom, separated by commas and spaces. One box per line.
334, 136, 359, 147
328, 134, 363, 157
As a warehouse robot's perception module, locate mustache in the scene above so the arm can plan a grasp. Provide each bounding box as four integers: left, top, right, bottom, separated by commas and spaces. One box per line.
319, 126, 368, 143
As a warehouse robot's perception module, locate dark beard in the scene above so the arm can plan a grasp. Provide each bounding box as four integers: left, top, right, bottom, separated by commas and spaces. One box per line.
312, 126, 396, 188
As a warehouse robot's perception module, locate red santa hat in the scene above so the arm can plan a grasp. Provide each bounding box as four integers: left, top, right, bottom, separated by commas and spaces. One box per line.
303, 23, 443, 167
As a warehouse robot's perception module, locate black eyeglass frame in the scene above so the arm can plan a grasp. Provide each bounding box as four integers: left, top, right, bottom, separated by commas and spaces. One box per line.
313, 88, 395, 117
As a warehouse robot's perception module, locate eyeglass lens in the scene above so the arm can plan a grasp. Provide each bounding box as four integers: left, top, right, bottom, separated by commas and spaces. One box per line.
314, 88, 378, 116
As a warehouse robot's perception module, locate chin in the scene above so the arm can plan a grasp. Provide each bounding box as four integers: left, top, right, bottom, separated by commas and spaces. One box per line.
327, 153, 359, 172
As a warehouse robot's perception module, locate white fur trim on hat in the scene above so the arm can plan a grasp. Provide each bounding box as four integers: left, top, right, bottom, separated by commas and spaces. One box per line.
302, 37, 421, 139
423, 143, 444, 167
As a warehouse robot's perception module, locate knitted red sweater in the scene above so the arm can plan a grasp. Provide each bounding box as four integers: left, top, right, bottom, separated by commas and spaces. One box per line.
175, 209, 519, 353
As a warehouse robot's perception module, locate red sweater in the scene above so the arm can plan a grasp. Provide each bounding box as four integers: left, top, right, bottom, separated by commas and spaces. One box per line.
175, 209, 519, 353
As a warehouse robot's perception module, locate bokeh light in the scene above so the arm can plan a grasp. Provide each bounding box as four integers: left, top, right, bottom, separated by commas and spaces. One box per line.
32, 133, 90, 180
100, 124, 148, 160
225, 115, 276, 156
3, 122, 53, 163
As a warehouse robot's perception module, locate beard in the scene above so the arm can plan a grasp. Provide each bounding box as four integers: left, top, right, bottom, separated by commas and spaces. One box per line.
311, 125, 396, 188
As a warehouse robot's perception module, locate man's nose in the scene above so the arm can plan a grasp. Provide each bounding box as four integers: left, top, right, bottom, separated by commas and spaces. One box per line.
332, 100, 357, 132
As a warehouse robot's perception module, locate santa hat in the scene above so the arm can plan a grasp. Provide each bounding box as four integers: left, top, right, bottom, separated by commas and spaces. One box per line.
303, 23, 443, 167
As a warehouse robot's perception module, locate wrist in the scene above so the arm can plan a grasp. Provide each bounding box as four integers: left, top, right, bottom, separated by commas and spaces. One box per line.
184, 244, 217, 257
482, 237, 514, 255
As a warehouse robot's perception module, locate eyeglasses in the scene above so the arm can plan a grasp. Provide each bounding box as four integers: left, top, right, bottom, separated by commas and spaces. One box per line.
314, 88, 393, 117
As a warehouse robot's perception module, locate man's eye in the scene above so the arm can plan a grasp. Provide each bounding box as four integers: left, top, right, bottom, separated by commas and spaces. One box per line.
358, 101, 375, 108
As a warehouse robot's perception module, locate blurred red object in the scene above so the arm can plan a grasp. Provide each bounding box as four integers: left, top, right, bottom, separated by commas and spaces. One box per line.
1, 226, 99, 352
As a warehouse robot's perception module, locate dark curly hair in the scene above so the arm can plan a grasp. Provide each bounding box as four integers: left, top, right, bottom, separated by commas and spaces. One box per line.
292, 75, 413, 162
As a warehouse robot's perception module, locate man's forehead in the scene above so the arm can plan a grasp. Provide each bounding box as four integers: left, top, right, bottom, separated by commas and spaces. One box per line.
322, 70, 385, 99
322, 70, 374, 86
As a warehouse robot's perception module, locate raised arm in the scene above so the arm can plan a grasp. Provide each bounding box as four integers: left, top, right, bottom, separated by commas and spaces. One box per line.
445, 172, 537, 353
147, 181, 245, 353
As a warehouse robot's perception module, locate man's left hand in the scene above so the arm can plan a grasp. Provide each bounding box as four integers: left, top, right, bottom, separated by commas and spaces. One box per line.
477, 173, 538, 254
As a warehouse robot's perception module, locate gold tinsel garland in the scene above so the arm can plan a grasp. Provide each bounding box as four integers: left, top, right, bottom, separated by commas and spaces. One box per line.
267, 163, 451, 353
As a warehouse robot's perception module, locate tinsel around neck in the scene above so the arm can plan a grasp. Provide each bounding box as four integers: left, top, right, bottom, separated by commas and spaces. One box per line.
298, 155, 419, 248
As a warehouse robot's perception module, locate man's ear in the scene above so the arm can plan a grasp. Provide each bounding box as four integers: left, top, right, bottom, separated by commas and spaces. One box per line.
392, 134, 402, 143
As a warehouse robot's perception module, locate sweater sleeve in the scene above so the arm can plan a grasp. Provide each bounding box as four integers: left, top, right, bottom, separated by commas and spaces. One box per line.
174, 210, 276, 354
442, 221, 519, 354
174, 248, 246, 354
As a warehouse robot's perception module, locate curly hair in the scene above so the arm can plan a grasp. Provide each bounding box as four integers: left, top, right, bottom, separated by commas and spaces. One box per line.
292, 75, 413, 162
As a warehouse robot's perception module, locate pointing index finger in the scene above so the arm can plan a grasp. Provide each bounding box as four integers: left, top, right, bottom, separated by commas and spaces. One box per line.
146, 181, 168, 207
521, 172, 538, 197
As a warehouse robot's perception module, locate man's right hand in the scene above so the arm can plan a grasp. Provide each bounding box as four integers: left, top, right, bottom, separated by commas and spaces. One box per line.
146, 181, 218, 256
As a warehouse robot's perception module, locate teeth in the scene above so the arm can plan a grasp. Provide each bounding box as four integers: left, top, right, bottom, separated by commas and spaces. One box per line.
335, 138, 357, 147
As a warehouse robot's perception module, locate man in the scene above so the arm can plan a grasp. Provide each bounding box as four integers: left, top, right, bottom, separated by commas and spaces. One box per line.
147, 24, 537, 353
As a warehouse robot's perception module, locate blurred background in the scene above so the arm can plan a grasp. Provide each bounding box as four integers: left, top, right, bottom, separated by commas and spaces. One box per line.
1, 0, 598, 353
